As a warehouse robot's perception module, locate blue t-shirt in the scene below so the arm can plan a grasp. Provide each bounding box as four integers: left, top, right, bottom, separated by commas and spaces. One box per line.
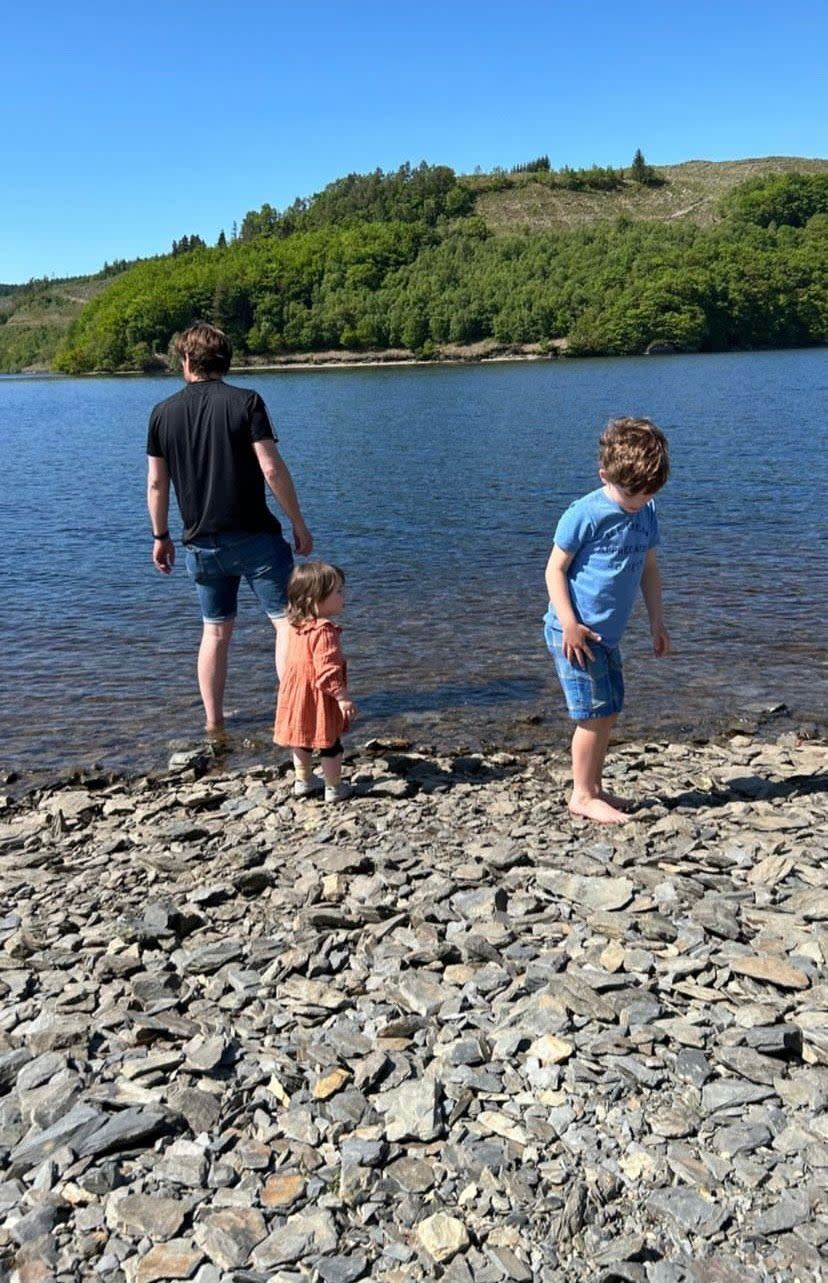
545, 487, 660, 649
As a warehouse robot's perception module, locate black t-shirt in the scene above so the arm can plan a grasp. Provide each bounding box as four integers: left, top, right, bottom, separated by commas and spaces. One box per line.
146, 379, 282, 544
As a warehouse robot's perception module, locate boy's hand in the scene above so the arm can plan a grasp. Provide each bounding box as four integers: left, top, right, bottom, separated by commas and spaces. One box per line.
562, 623, 601, 668
651, 625, 671, 657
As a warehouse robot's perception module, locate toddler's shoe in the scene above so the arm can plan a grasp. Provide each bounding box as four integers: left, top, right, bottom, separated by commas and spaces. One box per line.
293, 773, 324, 798
324, 781, 353, 804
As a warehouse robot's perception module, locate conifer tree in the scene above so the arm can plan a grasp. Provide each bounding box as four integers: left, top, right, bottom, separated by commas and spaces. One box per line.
631, 148, 657, 185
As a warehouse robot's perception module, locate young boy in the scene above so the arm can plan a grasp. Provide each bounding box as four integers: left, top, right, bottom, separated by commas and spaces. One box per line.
544, 417, 671, 824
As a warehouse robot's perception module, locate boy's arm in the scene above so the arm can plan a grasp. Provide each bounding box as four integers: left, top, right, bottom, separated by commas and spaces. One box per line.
640, 548, 671, 657
545, 545, 602, 668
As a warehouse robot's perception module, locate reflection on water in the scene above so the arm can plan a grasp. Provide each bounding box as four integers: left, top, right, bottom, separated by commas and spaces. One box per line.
1, 350, 826, 782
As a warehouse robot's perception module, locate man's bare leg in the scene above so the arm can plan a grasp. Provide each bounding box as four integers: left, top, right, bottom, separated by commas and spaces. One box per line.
198, 620, 234, 732
569, 714, 628, 823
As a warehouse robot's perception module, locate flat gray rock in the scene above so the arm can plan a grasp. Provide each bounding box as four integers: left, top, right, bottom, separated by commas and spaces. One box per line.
647, 1187, 729, 1237
9, 1102, 104, 1175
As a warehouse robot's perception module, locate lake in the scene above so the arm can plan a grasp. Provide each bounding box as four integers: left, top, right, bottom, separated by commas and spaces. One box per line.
2, 350, 826, 783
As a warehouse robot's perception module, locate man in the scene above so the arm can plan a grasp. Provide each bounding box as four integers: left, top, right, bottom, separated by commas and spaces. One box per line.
147, 322, 313, 733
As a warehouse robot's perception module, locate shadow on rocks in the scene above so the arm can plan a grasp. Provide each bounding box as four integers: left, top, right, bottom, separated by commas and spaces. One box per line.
358, 740, 527, 798
649, 769, 827, 813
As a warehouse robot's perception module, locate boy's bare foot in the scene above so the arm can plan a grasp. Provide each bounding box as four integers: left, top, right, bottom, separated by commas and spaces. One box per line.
568, 794, 630, 824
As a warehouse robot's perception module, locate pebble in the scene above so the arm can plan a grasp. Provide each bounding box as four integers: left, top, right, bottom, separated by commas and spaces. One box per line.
0, 730, 826, 1281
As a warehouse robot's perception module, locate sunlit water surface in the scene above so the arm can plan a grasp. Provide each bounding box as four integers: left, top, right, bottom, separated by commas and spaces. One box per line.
2, 349, 826, 783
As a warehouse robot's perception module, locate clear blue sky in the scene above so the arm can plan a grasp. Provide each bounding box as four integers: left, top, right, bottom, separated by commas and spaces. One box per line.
4, 0, 826, 283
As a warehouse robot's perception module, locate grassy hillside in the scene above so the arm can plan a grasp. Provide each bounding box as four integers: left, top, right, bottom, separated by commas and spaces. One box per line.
473, 156, 828, 234
0, 273, 126, 373
3, 156, 827, 372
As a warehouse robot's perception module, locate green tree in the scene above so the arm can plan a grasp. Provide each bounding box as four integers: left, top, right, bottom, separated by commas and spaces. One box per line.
721, 173, 828, 228
629, 149, 662, 187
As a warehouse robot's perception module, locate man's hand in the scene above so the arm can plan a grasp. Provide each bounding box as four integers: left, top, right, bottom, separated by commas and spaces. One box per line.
152, 537, 175, 575
651, 625, 671, 657
562, 622, 601, 668
292, 519, 313, 556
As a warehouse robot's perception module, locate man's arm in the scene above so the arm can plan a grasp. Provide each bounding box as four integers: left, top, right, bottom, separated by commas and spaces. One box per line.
640, 547, 670, 656
545, 544, 601, 668
253, 439, 313, 555
147, 455, 175, 574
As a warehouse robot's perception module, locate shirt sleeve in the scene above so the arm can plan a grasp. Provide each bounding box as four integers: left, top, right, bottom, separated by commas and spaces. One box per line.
647, 502, 661, 548
146, 409, 164, 457
248, 392, 278, 444
553, 500, 591, 554
310, 626, 347, 698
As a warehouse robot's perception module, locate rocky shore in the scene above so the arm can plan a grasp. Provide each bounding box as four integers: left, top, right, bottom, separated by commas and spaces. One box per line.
0, 727, 826, 1283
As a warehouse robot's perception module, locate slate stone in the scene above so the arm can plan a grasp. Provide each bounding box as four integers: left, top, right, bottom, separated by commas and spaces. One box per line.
77, 1107, 169, 1157
108, 1194, 187, 1242
193, 1208, 268, 1269
750, 1192, 811, 1236
647, 1187, 729, 1237
9, 1103, 104, 1175
744, 1024, 803, 1057
315, 1255, 370, 1283
701, 1080, 775, 1114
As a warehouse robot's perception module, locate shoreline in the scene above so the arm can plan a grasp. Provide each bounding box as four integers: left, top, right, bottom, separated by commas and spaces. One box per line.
11, 341, 559, 379
12, 340, 828, 379
2, 696, 821, 804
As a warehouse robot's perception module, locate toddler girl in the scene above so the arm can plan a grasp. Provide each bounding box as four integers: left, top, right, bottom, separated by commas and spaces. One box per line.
274, 561, 357, 803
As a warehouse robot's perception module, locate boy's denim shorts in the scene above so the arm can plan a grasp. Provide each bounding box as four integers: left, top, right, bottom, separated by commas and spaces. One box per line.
184, 530, 294, 624
545, 623, 625, 721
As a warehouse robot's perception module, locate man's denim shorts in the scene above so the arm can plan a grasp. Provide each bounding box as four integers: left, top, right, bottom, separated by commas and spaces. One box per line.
184, 531, 294, 624
545, 623, 625, 721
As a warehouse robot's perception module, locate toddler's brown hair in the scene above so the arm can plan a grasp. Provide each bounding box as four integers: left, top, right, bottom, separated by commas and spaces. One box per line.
286, 561, 345, 625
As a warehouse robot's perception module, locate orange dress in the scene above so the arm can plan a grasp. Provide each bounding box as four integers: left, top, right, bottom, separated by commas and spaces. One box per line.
274, 619, 349, 749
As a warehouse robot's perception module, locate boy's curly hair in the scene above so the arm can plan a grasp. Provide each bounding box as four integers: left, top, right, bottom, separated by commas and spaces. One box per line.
286, 561, 345, 625
599, 417, 670, 494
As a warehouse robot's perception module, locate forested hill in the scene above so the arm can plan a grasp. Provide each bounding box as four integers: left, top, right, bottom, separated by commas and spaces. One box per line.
3, 155, 828, 373
0, 265, 129, 374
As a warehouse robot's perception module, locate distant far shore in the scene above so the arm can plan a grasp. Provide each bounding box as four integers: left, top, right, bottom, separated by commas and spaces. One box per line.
15, 339, 568, 378
16, 338, 826, 380
230, 339, 565, 373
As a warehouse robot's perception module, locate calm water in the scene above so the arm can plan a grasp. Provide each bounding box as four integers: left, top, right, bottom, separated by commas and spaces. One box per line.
2, 351, 826, 782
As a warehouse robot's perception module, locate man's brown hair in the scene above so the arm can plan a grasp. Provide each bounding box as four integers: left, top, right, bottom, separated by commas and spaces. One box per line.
175, 323, 232, 377
598, 417, 670, 494
286, 562, 345, 625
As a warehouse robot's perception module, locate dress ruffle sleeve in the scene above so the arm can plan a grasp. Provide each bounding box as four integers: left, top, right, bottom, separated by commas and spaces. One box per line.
310, 624, 348, 699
